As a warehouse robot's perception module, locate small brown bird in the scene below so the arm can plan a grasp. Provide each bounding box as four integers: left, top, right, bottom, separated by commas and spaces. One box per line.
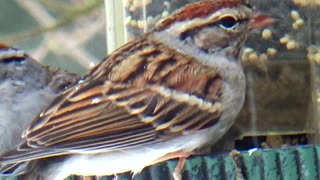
0, 44, 78, 155
0, 0, 273, 179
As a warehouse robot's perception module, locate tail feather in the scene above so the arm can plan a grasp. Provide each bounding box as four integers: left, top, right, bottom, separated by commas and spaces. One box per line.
0, 147, 66, 175
0, 162, 28, 176
1, 155, 69, 180
1, 149, 64, 163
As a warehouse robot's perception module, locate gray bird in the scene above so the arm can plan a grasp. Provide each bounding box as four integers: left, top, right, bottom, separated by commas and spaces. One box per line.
0, 44, 79, 154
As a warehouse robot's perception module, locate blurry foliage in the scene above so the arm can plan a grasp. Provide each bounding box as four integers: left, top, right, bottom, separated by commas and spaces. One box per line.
0, 0, 106, 75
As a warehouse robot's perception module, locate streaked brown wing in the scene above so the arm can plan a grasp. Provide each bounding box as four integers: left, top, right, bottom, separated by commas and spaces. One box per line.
20, 78, 222, 152
0, 38, 223, 167
21, 80, 155, 151
19, 38, 223, 153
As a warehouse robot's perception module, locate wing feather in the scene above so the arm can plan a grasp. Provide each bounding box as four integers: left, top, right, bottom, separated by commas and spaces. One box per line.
0, 39, 224, 172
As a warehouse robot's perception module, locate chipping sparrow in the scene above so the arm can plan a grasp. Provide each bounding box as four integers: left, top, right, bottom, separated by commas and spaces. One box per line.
0, 0, 273, 180
0, 44, 78, 154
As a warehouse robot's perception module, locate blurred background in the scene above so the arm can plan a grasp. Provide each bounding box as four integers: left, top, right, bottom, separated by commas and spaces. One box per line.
1, 0, 320, 154
0, 0, 106, 75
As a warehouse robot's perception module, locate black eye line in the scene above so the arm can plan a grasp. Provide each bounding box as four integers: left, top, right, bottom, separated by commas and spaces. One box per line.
204, 17, 249, 30
216, 17, 250, 29
179, 18, 250, 40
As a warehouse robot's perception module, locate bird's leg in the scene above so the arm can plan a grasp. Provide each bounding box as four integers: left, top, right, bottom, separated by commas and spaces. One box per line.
229, 150, 245, 180
173, 156, 187, 180
83, 176, 92, 180
152, 150, 192, 180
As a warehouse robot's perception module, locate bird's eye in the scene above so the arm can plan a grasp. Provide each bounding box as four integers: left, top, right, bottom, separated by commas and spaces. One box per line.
218, 16, 238, 30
